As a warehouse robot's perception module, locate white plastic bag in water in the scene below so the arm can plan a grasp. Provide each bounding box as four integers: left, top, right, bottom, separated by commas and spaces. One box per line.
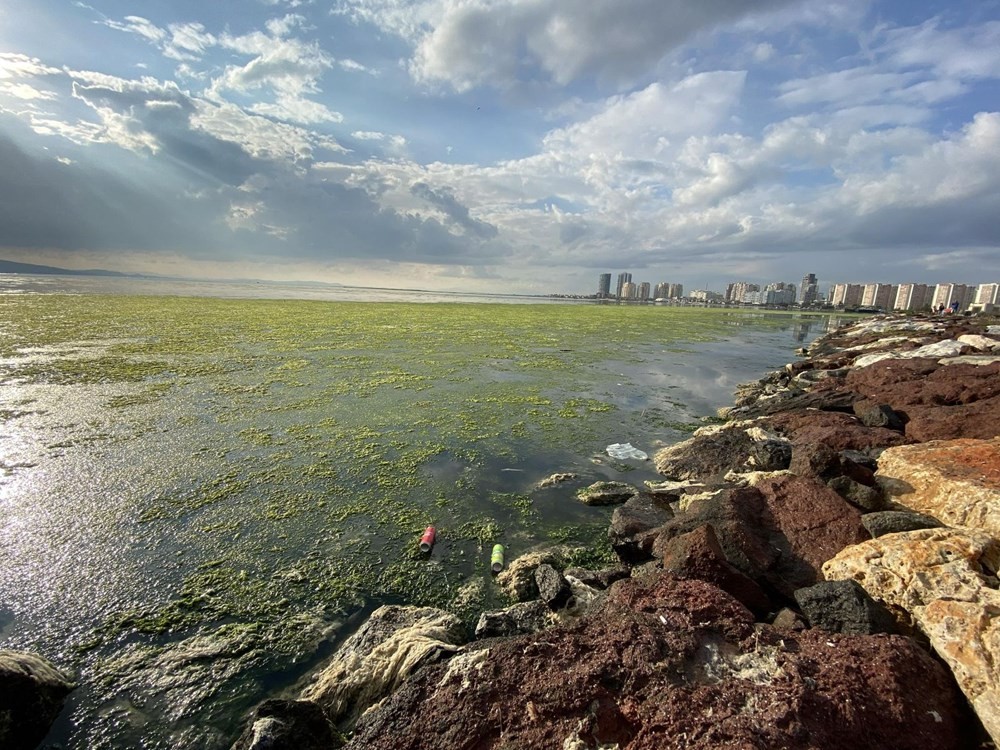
606, 443, 648, 461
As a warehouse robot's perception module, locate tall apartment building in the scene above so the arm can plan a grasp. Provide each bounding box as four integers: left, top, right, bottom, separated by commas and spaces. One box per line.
974, 283, 999, 306
932, 283, 975, 310
597, 273, 612, 299
830, 283, 864, 307
620, 281, 638, 300
638, 282, 651, 301
616, 272, 632, 299
893, 283, 933, 311
861, 283, 897, 310
668, 283, 683, 299
726, 281, 759, 304
654, 282, 670, 299
800, 273, 818, 306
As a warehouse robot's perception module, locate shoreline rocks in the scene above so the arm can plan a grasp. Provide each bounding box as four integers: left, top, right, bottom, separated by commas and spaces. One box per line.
0, 649, 75, 750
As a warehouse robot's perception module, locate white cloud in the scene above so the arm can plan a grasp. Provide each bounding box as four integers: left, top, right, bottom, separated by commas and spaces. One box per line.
165, 22, 217, 61
103, 15, 167, 44
0, 53, 61, 79
0, 82, 57, 101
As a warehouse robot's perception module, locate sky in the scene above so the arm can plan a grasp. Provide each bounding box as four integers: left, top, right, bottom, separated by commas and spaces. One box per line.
0, 0, 998, 295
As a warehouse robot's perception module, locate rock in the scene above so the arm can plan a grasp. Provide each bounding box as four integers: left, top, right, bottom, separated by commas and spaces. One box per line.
658, 524, 771, 617
793, 580, 896, 635
653, 422, 758, 481
823, 527, 1000, 745
735, 387, 861, 417
841, 449, 879, 470
854, 402, 906, 431
957, 334, 1000, 351
346, 573, 970, 750
789, 442, 841, 479
0, 650, 75, 750
862, 510, 943, 538
474, 601, 554, 638
562, 567, 630, 590
534, 564, 574, 611
748, 439, 792, 471
652, 476, 867, 598
765, 410, 910, 453
536, 472, 577, 488
828, 475, 886, 511
496, 549, 565, 602
910, 339, 968, 358
939, 355, 1000, 366
575, 480, 638, 506
301, 605, 466, 731
608, 493, 674, 563
771, 607, 807, 631
230, 699, 340, 750
876, 438, 1000, 535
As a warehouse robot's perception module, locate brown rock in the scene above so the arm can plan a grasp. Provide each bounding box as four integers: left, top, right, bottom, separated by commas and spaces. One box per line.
658, 524, 772, 617
765, 410, 910, 452
608, 493, 674, 564
346, 573, 970, 750
653, 422, 757, 481
823, 527, 1000, 745
876, 438, 1000, 535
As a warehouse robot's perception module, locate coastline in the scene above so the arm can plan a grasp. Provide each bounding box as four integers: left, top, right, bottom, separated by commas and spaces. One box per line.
225, 311, 1000, 750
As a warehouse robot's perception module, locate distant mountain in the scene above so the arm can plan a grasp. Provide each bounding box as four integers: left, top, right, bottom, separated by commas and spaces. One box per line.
0, 259, 130, 277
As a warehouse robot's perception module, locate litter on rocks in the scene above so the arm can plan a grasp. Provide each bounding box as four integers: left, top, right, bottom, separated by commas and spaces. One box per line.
606, 443, 648, 461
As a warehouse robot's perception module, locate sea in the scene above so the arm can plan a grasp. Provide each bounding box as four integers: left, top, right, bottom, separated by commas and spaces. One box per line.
0, 274, 845, 749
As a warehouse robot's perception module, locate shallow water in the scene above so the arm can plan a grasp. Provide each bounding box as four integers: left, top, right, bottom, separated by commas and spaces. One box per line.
0, 277, 842, 748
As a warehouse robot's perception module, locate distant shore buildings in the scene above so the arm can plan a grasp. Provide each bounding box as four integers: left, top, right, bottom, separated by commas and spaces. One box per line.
594, 270, 999, 313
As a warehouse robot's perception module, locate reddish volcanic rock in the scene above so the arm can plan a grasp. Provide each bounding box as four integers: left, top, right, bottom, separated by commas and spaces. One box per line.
765, 410, 911, 453
345, 574, 970, 750
650, 477, 867, 598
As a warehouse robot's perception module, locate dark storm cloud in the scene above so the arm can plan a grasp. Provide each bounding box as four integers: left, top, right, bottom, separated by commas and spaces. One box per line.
409, 181, 499, 239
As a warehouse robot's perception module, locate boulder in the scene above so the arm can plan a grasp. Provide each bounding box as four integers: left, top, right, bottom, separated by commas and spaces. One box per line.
765, 410, 910, 453
735, 388, 860, 417
496, 549, 565, 602
653, 422, 758, 481
301, 605, 466, 731
748, 439, 792, 471
827, 475, 885, 511
608, 493, 674, 563
658, 524, 771, 617
875, 438, 1000, 535
534, 564, 574, 611
575, 481, 638, 506
862, 510, 943, 538
230, 699, 340, 750
854, 402, 906, 432
823, 527, 1000, 745
793, 580, 896, 635
474, 601, 554, 639
346, 573, 970, 750
651, 476, 867, 598
957, 334, 1000, 351
0, 650, 75, 750
536, 472, 577, 488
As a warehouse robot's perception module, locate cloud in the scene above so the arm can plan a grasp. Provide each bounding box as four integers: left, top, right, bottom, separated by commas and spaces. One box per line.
410, 181, 498, 238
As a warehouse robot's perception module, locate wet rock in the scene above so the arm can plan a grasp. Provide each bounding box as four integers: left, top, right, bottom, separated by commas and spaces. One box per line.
608, 493, 674, 563
658, 524, 771, 617
230, 699, 340, 750
862, 510, 944, 538
854, 402, 906, 431
748, 439, 792, 471
536, 472, 577, 488
0, 650, 75, 750
535, 564, 574, 611
301, 605, 466, 731
575, 480, 638, 506
876, 438, 1000, 535
793, 580, 896, 635
824, 527, 1000, 745
346, 573, 969, 750
562, 566, 630, 590
653, 422, 757, 481
828, 475, 886, 511
496, 548, 565, 602
474, 601, 554, 639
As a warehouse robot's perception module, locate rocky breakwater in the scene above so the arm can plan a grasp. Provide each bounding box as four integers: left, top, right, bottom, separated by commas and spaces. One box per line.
231, 314, 1000, 750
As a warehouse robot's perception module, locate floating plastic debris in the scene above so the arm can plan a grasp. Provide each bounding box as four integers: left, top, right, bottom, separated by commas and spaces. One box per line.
419, 526, 436, 553
606, 443, 648, 461
491, 544, 505, 573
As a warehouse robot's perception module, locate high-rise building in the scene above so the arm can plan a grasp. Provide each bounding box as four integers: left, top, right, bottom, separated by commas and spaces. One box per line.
597, 273, 612, 299
638, 282, 651, 301
668, 283, 683, 299
654, 282, 670, 299
830, 283, 864, 308
616, 272, 632, 299
860, 283, 896, 310
800, 273, 818, 306
975, 283, 1000, 305
932, 283, 973, 311
726, 281, 759, 304
894, 283, 932, 311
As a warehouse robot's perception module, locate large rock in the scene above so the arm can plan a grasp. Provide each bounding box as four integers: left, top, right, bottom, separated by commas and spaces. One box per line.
346, 573, 970, 750
658, 524, 771, 617
608, 493, 674, 563
793, 580, 896, 635
475, 601, 554, 639
765, 410, 910, 453
823, 527, 1000, 745
876, 438, 1000, 535
575, 481, 638, 506
230, 699, 340, 750
862, 510, 943, 538
0, 650, 74, 750
653, 422, 758, 481
300, 605, 466, 731
534, 564, 574, 611
496, 548, 565, 602
651, 476, 867, 597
